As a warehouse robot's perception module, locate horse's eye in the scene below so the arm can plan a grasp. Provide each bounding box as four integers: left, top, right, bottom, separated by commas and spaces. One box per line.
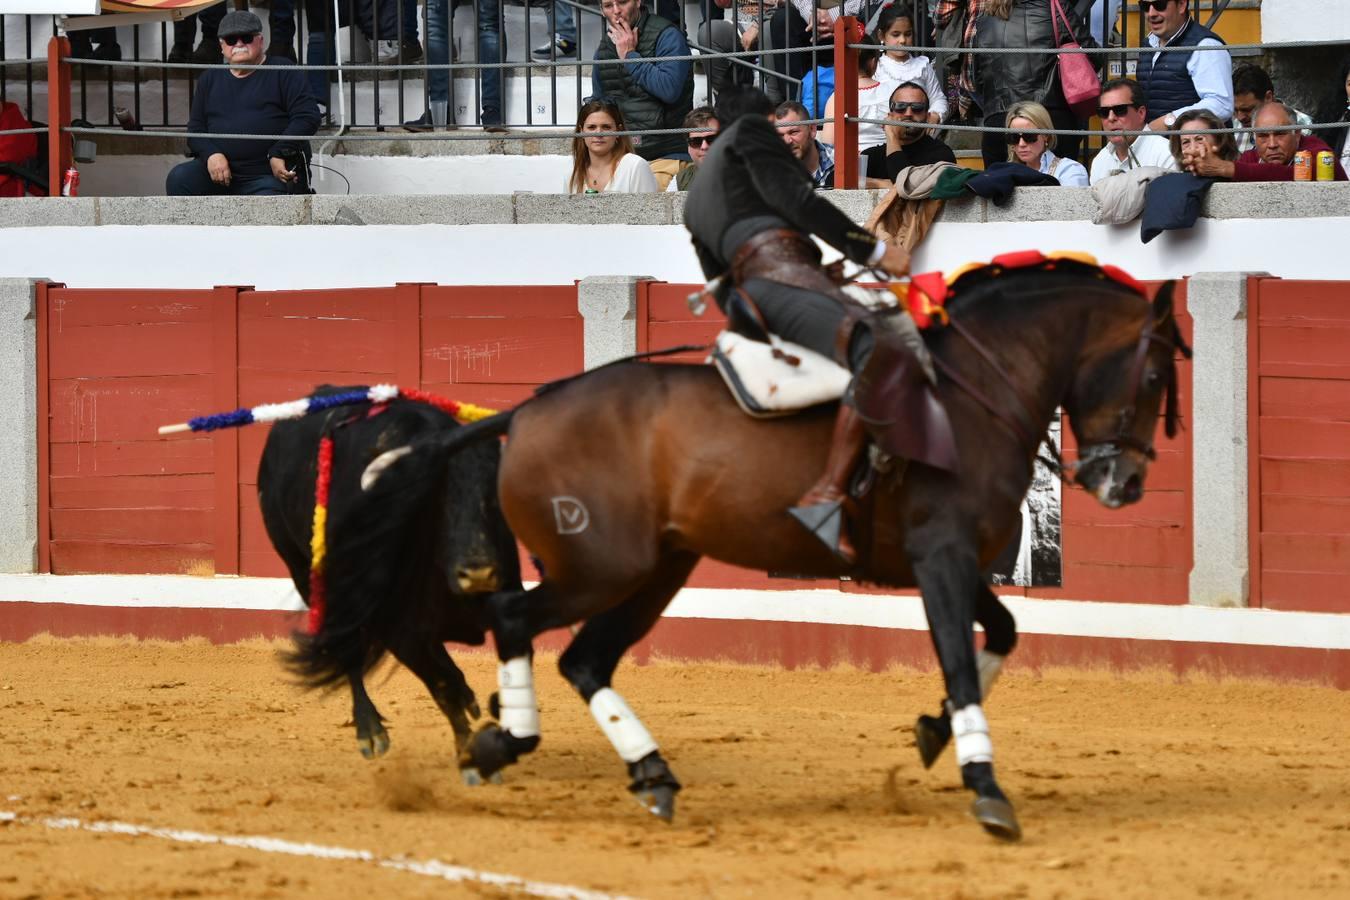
1146, 370, 1164, 389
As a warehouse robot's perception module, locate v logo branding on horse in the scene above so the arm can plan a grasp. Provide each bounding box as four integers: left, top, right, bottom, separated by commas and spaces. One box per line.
357, 254, 1190, 841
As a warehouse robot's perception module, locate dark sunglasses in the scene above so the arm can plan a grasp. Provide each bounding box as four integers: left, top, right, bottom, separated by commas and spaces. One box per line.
1005, 132, 1044, 145
889, 101, 929, 114
1139, 0, 1173, 12
221, 33, 259, 46
1097, 102, 1140, 120
687, 133, 716, 149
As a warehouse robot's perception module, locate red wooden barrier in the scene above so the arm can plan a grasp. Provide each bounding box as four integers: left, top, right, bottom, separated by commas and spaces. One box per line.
1249, 278, 1350, 613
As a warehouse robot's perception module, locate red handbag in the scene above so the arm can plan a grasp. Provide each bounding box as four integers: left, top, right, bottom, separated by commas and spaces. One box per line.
1050, 0, 1100, 121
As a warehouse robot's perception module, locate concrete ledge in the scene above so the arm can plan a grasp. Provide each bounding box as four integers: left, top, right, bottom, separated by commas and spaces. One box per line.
96, 195, 312, 226
1, 182, 1345, 228
0, 197, 98, 227
514, 192, 674, 226
311, 194, 515, 225
0, 279, 38, 573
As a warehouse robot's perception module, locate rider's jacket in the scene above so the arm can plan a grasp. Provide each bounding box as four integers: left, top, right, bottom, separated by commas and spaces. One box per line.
684, 114, 877, 279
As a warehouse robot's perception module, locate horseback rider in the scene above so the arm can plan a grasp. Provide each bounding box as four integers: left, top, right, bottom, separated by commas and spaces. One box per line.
684, 85, 956, 565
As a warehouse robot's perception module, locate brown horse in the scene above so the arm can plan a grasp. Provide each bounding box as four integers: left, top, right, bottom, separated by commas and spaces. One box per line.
357, 261, 1190, 841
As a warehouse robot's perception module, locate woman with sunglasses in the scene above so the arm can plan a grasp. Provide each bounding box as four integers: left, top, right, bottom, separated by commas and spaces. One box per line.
1005, 100, 1089, 186
973, 0, 1095, 169
566, 99, 658, 195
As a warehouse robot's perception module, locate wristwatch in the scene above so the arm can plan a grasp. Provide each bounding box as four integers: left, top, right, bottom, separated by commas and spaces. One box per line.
1164, 113, 1177, 129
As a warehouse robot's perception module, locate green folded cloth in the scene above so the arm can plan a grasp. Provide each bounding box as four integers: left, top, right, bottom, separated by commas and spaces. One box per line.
930, 166, 980, 199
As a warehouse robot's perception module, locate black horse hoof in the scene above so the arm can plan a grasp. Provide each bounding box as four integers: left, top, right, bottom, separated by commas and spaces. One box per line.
634, 784, 677, 822
627, 751, 681, 824
457, 723, 539, 781
972, 796, 1022, 842
460, 767, 504, 787
914, 713, 951, 769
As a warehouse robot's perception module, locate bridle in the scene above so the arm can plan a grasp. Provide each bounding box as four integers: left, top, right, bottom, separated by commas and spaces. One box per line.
932, 307, 1186, 482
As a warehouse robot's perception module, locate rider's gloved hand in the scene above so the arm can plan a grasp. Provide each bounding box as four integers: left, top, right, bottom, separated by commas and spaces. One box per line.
872, 241, 911, 280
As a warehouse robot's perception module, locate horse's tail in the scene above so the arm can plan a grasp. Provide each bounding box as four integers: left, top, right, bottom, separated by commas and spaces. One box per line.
282, 410, 516, 690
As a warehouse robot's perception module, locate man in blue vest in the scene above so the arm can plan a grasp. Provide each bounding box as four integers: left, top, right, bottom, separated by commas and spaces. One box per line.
1135, 0, 1233, 133
591, 0, 694, 190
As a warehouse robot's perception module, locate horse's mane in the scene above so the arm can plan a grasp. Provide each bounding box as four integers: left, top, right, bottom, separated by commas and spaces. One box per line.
939, 256, 1147, 321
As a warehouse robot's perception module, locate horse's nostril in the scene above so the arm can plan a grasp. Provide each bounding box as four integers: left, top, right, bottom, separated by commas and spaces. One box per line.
1122, 474, 1143, 504
455, 565, 499, 592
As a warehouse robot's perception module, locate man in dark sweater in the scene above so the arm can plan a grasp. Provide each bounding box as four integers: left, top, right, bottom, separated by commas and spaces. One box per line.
1184, 101, 1348, 182
166, 11, 320, 197
863, 81, 957, 186
685, 86, 953, 564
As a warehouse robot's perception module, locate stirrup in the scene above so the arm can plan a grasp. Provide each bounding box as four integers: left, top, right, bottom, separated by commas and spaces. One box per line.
788, 500, 855, 565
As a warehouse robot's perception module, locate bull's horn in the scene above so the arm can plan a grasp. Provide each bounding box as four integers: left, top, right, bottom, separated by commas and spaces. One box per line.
361, 446, 413, 491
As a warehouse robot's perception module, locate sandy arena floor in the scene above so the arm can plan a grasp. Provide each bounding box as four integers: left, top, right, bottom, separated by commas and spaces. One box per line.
0, 636, 1347, 899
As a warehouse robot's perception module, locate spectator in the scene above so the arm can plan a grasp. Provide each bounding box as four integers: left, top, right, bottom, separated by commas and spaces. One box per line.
866, 81, 957, 185
1231, 63, 1312, 155
821, 49, 890, 161
1088, 77, 1177, 184
699, 0, 783, 96
671, 107, 719, 192
774, 100, 835, 189
762, 0, 868, 104
1326, 61, 1350, 174
801, 64, 835, 118
166, 11, 320, 196
1135, 0, 1232, 133
874, 4, 947, 125
1183, 101, 1347, 182
592, 0, 694, 190
535, 0, 580, 60
69, 26, 121, 63
1085, 0, 1121, 48
973, 0, 1094, 169
1168, 108, 1237, 170
934, 0, 990, 121
1005, 100, 1088, 186
566, 99, 659, 193
0, 100, 39, 197
477, 0, 509, 128
169, 5, 226, 66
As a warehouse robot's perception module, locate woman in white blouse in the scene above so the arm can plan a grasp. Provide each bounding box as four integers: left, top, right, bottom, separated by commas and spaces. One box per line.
566, 99, 657, 194
1005, 101, 1089, 187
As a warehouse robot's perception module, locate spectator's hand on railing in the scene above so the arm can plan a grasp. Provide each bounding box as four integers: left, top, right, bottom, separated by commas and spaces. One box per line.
1182, 141, 1236, 180
207, 153, 232, 187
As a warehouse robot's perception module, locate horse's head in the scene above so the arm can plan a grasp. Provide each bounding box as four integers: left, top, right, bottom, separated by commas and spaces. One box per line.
1064, 281, 1191, 508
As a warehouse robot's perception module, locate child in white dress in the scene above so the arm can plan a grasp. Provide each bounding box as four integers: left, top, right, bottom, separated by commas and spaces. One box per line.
873, 4, 947, 125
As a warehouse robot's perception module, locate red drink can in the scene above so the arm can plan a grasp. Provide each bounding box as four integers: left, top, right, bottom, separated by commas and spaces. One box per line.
61, 167, 79, 197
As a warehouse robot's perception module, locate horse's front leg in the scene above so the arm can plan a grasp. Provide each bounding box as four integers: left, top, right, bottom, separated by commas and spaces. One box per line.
909, 540, 1021, 841
457, 587, 548, 784
915, 584, 1017, 768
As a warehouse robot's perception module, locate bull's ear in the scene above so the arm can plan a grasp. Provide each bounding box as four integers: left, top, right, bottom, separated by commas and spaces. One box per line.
1152, 280, 1176, 326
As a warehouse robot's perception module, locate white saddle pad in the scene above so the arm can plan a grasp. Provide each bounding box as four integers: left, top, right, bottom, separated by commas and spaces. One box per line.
710, 331, 851, 418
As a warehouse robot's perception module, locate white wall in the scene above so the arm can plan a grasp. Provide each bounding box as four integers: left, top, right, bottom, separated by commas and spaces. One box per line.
1261, 0, 1350, 43
5, 215, 1350, 290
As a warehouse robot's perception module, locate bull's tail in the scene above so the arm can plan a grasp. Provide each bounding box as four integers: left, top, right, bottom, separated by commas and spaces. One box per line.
282, 410, 516, 690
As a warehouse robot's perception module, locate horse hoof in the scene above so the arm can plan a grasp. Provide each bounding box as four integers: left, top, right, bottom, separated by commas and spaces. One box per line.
914, 714, 950, 769
634, 785, 677, 823
460, 766, 503, 787
971, 796, 1022, 842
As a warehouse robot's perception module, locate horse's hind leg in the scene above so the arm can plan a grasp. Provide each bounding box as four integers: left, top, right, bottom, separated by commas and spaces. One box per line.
909, 540, 1021, 841
556, 551, 699, 822
915, 584, 1018, 768
348, 671, 391, 759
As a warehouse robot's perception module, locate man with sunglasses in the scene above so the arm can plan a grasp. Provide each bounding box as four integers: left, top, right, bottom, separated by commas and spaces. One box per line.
865, 82, 955, 186
1135, 0, 1233, 134
166, 11, 319, 196
671, 107, 719, 192
1088, 78, 1177, 185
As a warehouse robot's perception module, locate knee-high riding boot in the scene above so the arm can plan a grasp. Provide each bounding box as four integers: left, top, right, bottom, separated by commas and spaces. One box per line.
790, 402, 866, 565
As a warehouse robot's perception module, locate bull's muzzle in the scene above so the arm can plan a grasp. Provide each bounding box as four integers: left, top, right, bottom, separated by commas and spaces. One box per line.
455, 565, 500, 593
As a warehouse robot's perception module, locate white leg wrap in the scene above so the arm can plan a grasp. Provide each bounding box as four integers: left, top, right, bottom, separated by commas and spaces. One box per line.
950, 703, 994, 766
589, 688, 659, 764
977, 649, 1005, 701
496, 657, 539, 738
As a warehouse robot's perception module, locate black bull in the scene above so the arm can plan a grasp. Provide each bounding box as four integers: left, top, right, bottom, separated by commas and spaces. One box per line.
257, 389, 521, 759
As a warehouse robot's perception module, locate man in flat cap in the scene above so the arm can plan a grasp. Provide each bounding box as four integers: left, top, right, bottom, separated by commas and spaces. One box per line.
166, 10, 320, 196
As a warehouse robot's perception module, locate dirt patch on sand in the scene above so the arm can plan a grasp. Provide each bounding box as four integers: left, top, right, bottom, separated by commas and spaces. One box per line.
1, 636, 1347, 898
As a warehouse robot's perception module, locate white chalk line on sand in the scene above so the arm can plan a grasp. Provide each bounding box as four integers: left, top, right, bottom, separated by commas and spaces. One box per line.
0, 810, 635, 900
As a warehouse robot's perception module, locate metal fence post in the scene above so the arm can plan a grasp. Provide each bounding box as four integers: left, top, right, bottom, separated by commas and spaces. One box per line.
832, 16, 861, 191
46, 35, 72, 194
